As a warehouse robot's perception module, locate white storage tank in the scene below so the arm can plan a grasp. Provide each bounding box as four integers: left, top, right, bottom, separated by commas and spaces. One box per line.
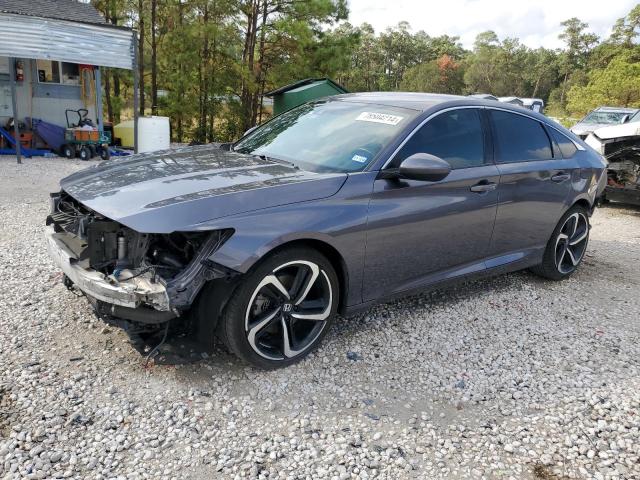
137, 116, 170, 153
113, 116, 170, 153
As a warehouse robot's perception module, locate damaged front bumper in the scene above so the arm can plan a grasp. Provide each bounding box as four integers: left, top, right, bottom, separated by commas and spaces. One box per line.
585, 132, 640, 206
46, 224, 174, 321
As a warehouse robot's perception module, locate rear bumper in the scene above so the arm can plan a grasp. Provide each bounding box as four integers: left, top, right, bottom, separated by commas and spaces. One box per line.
45, 225, 172, 313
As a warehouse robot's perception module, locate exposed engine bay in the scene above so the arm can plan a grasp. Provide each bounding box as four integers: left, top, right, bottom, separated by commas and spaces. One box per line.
607, 158, 640, 188
586, 133, 640, 206
46, 190, 233, 319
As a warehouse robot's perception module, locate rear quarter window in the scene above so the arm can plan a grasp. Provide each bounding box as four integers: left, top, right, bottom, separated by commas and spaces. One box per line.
490, 110, 553, 163
548, 127, 578, 158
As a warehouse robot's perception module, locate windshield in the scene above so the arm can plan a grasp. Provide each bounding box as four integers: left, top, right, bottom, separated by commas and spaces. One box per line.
234, 101, 418, 173
628, 110, 640, 123
582, 111, 630, 125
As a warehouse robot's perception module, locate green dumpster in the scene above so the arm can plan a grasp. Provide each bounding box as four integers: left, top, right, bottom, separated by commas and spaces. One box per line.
265, 78, 348, 116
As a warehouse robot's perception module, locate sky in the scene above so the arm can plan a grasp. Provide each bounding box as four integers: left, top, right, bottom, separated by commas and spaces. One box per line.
347, 0, 638, 49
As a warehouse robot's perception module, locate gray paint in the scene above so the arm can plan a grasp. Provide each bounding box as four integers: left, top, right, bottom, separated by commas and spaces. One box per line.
363, 164, 501, 301
60, 145, 348, 233
54, 94, 608, 313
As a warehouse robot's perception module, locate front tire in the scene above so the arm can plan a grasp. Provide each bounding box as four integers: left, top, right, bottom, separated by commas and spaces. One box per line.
531, 204, 590, 280
218, 247, 339, 369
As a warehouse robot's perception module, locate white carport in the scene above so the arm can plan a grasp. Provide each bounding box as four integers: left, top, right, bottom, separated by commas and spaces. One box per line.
0, 0, 138, 163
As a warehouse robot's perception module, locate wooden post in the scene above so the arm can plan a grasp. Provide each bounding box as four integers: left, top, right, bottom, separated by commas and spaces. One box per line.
132, 32, 139, 154
95, 67, 103, 133
9, 57, 21, 164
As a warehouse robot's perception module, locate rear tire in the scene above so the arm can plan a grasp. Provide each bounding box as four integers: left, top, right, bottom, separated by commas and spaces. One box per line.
217, 247, 339, 369
98, 146, 111, 161
530, 204, 590, 280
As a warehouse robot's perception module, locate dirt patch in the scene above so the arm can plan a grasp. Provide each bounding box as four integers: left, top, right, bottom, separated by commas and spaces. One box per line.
532, 464, 572, 480
0, 385, 15, 438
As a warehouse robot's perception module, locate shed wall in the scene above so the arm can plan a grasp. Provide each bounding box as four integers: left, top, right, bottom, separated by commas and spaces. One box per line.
0, 58, 95, 129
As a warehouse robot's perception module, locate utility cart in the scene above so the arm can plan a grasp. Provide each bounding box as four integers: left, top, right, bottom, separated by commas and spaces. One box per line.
60, 109, 111, 161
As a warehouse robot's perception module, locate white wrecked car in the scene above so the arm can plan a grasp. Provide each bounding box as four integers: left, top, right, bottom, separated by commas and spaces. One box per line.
571, 106, 638, 139
586, 111, 640, 206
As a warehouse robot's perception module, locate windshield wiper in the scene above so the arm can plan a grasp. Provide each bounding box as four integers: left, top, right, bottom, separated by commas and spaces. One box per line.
256, 154, 299, 169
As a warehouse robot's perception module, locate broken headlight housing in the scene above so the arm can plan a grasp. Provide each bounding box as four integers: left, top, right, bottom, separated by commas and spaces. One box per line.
48, 191, 234, 309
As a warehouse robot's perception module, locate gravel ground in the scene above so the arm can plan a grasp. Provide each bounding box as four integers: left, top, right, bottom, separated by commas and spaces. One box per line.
1, 156, 639, 480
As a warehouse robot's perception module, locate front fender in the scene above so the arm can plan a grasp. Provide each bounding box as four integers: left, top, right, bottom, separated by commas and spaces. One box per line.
214, 229, 345, 274
200, 172, 376, 306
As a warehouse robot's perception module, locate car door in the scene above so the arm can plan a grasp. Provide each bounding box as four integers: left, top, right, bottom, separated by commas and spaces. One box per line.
363, 107, 500, 302
486, 109, 578, 263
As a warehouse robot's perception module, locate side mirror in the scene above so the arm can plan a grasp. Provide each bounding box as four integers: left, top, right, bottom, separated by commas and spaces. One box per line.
396, 153, 451, 182
621, 115, 630, 124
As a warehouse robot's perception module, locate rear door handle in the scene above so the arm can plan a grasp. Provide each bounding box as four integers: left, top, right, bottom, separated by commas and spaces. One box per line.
551, 172, 571, 183
470, 181, 497, 193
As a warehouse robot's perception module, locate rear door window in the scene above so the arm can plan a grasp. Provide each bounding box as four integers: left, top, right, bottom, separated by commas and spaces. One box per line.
490, 110, 553, 163
393, 108, 485, 169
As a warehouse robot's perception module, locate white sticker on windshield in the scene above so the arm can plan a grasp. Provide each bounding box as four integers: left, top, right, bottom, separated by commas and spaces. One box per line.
352, 154, 368, 163
356, 112, 404, 126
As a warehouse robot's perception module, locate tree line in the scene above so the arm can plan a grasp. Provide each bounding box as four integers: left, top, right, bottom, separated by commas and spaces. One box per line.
90, 1, 640, 142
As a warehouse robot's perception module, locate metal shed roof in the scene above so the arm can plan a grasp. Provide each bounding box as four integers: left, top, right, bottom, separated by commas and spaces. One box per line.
0, 0, 107, 25
0, 2, 134, 70
265, 78, 348, 97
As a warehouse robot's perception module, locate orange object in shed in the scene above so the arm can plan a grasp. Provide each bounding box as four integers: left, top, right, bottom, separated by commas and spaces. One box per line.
19, 131, 32, 148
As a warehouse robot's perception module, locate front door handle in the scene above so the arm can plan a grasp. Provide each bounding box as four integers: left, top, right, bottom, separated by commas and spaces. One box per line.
470, 181, 497, 193
551, 172, 571, 183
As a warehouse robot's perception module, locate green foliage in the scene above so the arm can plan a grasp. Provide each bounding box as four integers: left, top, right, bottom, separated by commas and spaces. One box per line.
609, 5, 640, 46
567, 54, 640, 114
559, 17, 599, 70
463, 32, 560, 98
90, 1, 640, 142
401, 55, 464, 94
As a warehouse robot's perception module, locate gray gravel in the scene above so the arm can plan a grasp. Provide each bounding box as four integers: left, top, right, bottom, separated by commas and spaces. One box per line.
1, 156, 639, 480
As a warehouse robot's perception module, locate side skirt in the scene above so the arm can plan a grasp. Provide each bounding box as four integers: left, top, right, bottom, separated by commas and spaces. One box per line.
341, 254, 541, 317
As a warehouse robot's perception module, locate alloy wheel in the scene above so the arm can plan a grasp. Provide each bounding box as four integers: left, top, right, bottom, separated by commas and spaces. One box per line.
245, 260, 333, 360
554, 212, 589, 274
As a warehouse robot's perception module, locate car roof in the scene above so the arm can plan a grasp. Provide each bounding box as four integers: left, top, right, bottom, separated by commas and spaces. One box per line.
330, 91, 552, 119
593, 106, 638, 113
520, 98, 544, 105
328, 91, 581, 142
332, 92, 465, 111
469, 93, 499, 101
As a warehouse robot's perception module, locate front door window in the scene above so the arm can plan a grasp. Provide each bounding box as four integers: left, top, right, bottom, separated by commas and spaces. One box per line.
393, 108, 486, 169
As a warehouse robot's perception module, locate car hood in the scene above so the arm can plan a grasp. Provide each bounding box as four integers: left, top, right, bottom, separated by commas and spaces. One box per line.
591, 121, 640, 140
60, 145, 348, 233
571, 122, 615, 135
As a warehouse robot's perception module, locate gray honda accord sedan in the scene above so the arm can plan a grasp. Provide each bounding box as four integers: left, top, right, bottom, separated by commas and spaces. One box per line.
46, 93, 607, 368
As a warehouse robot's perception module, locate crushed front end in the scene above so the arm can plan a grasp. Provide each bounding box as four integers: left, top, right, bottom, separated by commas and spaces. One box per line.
46, 191, 232, 323
586, 133, 640, 206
